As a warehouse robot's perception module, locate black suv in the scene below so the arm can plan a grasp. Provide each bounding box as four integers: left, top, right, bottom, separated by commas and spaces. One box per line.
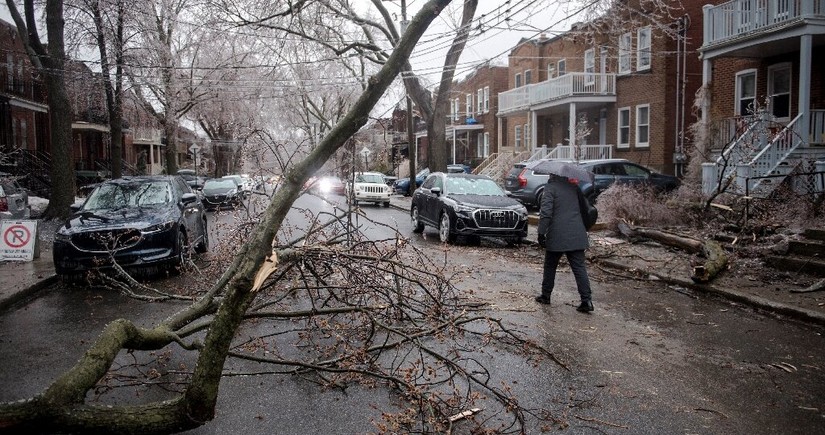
504, 159, 680, 207
411, 172, 528, 244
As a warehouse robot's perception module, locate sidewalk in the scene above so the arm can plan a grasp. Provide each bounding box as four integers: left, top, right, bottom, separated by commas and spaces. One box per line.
2, 196, 823, 328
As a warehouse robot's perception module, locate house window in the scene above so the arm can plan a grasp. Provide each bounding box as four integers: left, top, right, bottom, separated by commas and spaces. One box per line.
515, 73, 522, 88
515, 125, 522, 149
557, 59, 566, 76
547, 64, 556, 80
637, 27, 651, 71
477, 89, 483, 114
617, 107, 630, 148
523, 123, 530, 149
525, 69, 532, 85
584, 48, 595, 84
454, 98, 460, 121
768, 63, 791, 120
483, 132, 490, 157
618, 32, 631, 74
483, 86, 490, 112
735, 69, 757, 116
466, 93, 473, 118
477, 133, 483, 157
20, 119, 26, 148
636, 104, 650, 148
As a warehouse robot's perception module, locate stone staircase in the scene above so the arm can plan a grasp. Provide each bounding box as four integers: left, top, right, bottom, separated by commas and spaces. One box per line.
766, 229, 825, 277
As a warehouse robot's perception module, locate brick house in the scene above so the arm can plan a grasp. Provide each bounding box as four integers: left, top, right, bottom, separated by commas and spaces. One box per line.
0, 19, 50, 194
487, 0, 709, 180
438, 63, 508, 168
699, 0, 825, 196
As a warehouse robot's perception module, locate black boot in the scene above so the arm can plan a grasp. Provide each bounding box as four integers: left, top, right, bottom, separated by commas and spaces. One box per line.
576, 300, 594, 313
535, 294, 552, 305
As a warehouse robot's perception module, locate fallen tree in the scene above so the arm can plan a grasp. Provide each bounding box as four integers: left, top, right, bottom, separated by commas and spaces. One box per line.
616, 220, 728, 283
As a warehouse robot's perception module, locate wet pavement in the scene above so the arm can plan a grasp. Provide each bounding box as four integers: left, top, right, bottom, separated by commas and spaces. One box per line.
2, 194, 824, 327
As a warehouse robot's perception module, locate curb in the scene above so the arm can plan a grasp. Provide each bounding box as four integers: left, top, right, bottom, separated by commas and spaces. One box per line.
0, 274, 58, 314
598, 259, 825, 327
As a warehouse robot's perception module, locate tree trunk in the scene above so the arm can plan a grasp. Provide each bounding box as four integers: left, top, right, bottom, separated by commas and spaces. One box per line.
42, 0, 76, 219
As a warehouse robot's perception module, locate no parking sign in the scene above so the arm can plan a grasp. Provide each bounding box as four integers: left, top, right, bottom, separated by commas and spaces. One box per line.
0, 220, 38, 261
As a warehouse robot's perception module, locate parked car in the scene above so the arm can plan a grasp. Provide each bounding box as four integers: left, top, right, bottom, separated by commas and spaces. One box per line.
201, 178, 244, 210
0, 173, 30, 220
222, 174, 253, 197
504, 158, 681, 207
411, 172, 529, 244
177, 169, 207, 190
314, 175, 346, 196
393, 168, 430, 195
349, 172, 393, 207
53, 175, 208, 278
447, 163, 472, 173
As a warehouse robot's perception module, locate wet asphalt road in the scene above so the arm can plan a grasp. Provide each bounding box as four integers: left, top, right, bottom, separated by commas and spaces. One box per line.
1, 193, 824, 434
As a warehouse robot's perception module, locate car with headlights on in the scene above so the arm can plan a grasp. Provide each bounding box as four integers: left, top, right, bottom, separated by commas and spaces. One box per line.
313, 175, 346, 196
411, 172, 528, 244
348, 172, 392, 207
53, 175, 208, 279
201, 178, 243, 210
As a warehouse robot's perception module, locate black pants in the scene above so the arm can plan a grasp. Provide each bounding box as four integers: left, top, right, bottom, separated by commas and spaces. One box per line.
541, 250, 592, 303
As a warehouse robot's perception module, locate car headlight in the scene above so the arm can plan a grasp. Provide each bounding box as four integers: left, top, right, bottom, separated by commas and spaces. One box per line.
142, 221, 176, 234
454, 204, 474, 214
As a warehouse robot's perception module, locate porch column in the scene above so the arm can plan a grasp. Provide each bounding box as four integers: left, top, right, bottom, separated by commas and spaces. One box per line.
702, 58, 713, 125
799, 34, 812, 146
568, 103, 577, 148
452, 128, 456, 164
530, 110, 538, 152
149, 143, 155, 170
497, 117, 503, 152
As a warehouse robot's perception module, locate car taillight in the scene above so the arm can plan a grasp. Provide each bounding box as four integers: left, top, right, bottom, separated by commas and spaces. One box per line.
517, 169, 528, 188
0, 197, 7, 212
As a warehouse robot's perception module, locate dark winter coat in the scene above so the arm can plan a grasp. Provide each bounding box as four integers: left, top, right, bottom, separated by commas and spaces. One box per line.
537, 175, 590, 252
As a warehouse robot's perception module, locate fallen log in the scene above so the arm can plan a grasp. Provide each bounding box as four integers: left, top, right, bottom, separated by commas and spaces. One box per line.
616, 220, 728, 283
790, 278, 825, 294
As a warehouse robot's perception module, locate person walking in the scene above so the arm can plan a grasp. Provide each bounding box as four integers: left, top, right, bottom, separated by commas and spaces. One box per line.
536, 174, 593, 313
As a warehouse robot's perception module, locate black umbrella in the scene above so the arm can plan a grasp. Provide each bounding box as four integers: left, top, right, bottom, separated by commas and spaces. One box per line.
525, 159, 594, 183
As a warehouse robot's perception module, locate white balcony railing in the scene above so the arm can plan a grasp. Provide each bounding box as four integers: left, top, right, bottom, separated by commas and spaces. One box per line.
498, 72, 616, 115
132, 127, 162, 143
704, 0, 825, 47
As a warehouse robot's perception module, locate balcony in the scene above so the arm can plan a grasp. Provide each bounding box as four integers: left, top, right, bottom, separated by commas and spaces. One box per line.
0, 73, 47, 105
703, 0, 825, 51
131, 127, 163, 144
497, 72, 616, 116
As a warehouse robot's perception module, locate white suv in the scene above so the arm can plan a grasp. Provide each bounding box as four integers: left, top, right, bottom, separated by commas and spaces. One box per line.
348, 172, 392, 207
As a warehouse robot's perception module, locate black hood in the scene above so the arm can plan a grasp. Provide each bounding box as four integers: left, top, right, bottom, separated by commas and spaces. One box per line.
60, 205, 178, 235
448, 193, 522, 208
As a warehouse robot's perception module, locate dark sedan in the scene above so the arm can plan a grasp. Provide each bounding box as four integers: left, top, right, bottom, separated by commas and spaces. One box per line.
201, 178, 243, 210
53, 175, 208, 278
411, 172, 528, 244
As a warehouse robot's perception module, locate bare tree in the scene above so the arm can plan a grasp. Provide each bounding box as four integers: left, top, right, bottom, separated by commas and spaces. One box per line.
5, 0, 76, 219
0, 2, 566, 433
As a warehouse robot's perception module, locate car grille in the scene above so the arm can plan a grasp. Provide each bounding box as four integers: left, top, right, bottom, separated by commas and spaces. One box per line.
473, 209, 520, 229
205, 195, 226, 204
72, 229, 142, 252
360, 185, 385, 194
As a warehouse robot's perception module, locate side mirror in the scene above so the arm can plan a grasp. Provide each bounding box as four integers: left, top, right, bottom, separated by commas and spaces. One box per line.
182, 192, 198, 205
431, 187, 441, 196
70, 203, 82, 213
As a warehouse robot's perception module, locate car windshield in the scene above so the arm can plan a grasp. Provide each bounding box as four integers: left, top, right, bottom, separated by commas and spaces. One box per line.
204, 179, 236, 189
83, 181, 170, 210
445, 177, 504, 196
355, 174, 384, 184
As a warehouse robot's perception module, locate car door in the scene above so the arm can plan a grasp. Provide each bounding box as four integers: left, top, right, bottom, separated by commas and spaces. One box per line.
174, 178, 201, 239
620, 162, 652, 188
416, 175, 438, 224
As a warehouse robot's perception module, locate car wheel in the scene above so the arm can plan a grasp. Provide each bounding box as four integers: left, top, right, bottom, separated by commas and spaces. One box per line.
195, 219, 209, 253
439, 212, 456, 243
535, 190, 544, 208
172, 231, 189, 274
411, 206, 425, 233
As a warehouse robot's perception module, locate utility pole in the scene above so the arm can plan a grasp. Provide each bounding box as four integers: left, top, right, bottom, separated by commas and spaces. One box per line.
401, 0, 416, 196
